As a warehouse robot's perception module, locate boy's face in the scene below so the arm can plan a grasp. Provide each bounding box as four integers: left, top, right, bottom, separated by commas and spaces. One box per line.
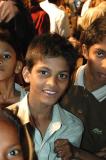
0, 41, 22, 81
83, 37, 106, 87
23, 56, 70, 107
0, 120, 24, 160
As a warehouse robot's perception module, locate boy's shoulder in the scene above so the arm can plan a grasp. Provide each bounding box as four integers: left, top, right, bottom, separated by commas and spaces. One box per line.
57, 104, 83, 127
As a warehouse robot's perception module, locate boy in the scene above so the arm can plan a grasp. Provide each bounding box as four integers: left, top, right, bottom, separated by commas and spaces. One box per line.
9, 33, 83, 160
60, 15, 106, 159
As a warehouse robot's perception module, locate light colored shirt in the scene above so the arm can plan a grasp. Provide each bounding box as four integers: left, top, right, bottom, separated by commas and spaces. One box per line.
74, 65, 106, 102
16, 94, 83, 160
40, 0, 71, 38
81, 0, 91, 16
15, 83, 26, 100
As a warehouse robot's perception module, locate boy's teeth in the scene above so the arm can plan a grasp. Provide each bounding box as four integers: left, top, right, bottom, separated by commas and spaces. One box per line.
44, 90, 56, 94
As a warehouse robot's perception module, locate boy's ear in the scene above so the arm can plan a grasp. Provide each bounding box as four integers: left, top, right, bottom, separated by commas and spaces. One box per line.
82, 44, 89, 60
15, 61, 23, 74
22, 66, 30, 83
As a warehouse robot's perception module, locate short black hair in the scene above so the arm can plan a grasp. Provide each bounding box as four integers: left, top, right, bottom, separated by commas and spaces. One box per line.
80, 15, 106, 49
0, 31, 23, 60
25, 33, 78, 75
0, 108, 29, 160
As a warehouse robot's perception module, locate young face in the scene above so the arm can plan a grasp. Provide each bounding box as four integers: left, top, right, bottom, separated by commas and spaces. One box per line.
0, 41, 21, 81
23, 56, 70, 108
83, 37, 106, 88
0, 119, 24, 160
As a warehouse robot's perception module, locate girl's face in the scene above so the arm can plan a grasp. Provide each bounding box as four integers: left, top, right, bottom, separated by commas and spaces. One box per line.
0, 41, 20, 81
23, 56, 70, 108
0, 119, 24, 160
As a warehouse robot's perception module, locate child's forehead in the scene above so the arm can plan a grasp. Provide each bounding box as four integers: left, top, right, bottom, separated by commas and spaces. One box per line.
33, 56, 68, 64
32, 56, 70, 70
0, 40, 13, 50
88, 37, 106, 49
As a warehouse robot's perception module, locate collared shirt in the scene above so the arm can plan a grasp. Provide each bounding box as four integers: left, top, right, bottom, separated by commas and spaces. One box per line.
16, 94, 83, 160
74, 65, 106, 102
15, 83, 26, 100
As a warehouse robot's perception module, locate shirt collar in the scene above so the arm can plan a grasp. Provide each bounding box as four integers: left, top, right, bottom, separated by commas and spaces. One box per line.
17, 95, 63, 127
74, 64, 86, 87
49, 104, 62, 132
18, 94, 30, 124
74, 65, 106, 101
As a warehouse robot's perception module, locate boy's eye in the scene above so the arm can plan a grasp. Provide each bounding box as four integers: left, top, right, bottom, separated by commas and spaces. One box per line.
58, 73, 69, 80
96, 49, 105, 58
40, 70, 48, 76
8, 149, 22, 157
3, 52, 11, 60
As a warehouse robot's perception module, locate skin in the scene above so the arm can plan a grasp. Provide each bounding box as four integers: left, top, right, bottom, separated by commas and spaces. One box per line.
0, 0, 19, 22
83, 37, 106, 91
0, 119, 24, 160
23, 56, 70, 136
0, 41, 18, 80
0, 41, 22, 106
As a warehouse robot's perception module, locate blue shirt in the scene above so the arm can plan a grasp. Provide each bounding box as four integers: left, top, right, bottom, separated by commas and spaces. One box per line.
14, 94, 83, 160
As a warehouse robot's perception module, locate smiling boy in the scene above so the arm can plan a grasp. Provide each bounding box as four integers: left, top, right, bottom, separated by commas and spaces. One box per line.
9, 33, 83, 160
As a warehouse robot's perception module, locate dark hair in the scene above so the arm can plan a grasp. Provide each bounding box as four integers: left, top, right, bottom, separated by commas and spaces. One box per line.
0, 108, 29, 160
25, 33, 78, 75
0, 32, 22, 60
80, 15, 106, 49
0, 0, 35, 56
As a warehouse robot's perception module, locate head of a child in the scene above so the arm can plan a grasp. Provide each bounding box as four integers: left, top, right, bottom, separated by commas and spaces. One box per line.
23, 33, 78, 106
0, 32, 23, 81
0, 108, 29, 160
80, 15, 106, 87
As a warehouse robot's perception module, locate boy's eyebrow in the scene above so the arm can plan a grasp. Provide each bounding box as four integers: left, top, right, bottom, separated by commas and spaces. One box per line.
38, 67, 69, 72
96, 48, 106, 54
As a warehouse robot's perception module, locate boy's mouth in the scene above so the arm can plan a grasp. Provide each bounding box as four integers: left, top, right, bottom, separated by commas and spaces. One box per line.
43, 89, 57, 95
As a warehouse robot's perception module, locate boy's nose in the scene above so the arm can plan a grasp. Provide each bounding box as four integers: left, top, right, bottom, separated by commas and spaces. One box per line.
102, 59, 106, 68
47, 77, 57, 86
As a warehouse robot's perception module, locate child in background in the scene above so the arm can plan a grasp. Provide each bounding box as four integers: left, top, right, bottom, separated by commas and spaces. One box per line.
9, 33, 83, 159
0, 0, 35, 56
60, 15, 106, 160
0, 32, 26, 108
0, 108, 29, 160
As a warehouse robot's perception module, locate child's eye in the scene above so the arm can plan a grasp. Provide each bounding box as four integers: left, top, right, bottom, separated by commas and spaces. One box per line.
96, 50, 105, 58
3, 52, 11, 60
8, 149, 22, 157
58, 73, 69, 80
40, 70, 48, 76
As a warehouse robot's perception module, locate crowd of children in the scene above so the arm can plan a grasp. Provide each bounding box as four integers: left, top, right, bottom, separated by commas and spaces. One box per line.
0, 0, 106, 160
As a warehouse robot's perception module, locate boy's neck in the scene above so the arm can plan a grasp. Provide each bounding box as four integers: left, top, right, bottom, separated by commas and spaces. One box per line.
0, 79, 20, 105
84, 67, 101, 92
29, 103, 52, 138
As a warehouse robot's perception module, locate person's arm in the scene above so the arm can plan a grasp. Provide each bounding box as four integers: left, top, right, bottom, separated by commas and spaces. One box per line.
0, 0, 19, 22
54, 139, 106, 160
96, 147, 106, 159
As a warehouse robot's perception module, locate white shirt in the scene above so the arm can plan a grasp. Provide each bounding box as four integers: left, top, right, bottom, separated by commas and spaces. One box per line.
74, 65, 106, 102
17, 94, 83, 160
81, 0, 91, 16
40, 0, 71, 38
15, 83, 26, 100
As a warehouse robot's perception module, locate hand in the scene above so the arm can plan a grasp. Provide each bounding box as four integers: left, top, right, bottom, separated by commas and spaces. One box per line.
54, 139, 74, 160
0, 0, 19, 22
96, 147, 106, 159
